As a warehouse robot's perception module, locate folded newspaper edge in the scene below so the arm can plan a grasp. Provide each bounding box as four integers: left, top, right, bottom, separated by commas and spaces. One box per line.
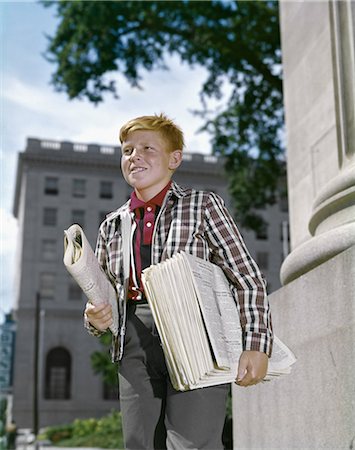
142, 252, 297, 391
63, 224, 119, 336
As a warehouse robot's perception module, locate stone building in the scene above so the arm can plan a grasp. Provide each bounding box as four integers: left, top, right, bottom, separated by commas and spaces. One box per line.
11, 137, 288, 428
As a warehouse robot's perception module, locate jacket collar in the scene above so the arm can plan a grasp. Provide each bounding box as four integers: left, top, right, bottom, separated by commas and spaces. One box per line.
105, 180, 189, 223
169, 180, 190, 199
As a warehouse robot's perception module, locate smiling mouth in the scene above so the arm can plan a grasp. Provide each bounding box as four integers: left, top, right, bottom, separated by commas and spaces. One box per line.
130, 167, 147, 174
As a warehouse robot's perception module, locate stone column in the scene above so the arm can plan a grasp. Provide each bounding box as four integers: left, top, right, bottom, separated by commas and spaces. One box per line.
280, 0, 355, 284
232, 3, 355, 447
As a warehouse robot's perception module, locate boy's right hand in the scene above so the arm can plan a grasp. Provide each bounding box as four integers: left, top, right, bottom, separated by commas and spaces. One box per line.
85, 302, 113, 331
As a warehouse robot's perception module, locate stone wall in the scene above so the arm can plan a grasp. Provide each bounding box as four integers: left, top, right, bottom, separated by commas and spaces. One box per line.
233, 245, 355, 449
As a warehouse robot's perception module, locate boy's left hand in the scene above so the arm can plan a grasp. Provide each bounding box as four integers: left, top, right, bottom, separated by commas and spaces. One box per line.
235, 350, 268, 387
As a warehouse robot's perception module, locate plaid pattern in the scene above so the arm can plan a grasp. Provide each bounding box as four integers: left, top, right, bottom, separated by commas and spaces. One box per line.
85, 181, 273, 360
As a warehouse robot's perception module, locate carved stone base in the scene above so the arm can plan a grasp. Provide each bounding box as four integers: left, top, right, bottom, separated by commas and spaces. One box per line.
281, 163, 355, 285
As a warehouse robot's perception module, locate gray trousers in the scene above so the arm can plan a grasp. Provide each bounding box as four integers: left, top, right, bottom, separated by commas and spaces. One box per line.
118, 303, 229, 450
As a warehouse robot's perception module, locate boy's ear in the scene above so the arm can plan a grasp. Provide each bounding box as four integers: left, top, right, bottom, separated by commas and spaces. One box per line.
168, 150, 183, 170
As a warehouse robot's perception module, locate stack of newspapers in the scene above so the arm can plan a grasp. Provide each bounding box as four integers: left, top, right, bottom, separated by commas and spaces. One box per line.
142, 252, 296, 391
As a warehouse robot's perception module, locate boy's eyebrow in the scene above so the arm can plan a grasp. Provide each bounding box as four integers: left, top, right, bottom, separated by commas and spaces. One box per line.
121, 140, 132, 146
122, 141, 156, 148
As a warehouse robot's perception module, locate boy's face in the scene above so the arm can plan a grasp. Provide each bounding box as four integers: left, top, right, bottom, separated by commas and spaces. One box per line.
121, 129, 182, 201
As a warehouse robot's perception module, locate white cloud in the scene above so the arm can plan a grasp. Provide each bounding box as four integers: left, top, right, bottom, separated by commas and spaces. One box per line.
2, 58, 214, 153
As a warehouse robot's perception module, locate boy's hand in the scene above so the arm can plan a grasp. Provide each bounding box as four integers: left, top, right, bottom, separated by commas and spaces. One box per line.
235, 350, 268, 387
85, 302, 113, 331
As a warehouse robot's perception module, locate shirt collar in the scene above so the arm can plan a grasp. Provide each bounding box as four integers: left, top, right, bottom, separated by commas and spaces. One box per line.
130, 181, 172, 212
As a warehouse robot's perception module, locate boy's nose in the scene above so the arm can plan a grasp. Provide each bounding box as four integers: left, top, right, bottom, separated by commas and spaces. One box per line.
130, 147, 141, 160
129, 148, 141, 160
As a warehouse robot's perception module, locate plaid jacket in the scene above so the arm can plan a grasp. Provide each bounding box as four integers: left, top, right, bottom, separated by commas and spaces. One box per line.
85, 181, 273, 360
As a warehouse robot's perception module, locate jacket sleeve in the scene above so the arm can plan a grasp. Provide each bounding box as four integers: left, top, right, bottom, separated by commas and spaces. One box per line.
204, 192, 273, 356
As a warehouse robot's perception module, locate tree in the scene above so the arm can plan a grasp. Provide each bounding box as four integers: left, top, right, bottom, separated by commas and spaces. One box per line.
90, 333, 118, 388
42, 0, 284, 230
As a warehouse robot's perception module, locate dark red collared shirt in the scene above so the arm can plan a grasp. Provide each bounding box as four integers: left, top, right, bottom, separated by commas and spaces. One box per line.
128, 182, 172, 301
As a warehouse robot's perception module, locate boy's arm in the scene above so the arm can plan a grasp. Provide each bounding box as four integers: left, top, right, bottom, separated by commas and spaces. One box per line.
204, 192, 273, 363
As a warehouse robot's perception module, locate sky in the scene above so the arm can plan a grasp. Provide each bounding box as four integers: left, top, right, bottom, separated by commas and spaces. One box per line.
0, 1, 228, 321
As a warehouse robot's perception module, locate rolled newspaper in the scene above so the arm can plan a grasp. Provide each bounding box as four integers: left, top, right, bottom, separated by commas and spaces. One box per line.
63, 224, 119, 336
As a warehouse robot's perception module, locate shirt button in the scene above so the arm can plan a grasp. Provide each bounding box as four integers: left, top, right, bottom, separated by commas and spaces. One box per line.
147, 206, 152, 212
146, 222, 152, 228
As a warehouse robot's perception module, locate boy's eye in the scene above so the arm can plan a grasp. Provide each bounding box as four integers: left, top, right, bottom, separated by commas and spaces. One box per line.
122, 145, 155, 155
122, 147, 133, 155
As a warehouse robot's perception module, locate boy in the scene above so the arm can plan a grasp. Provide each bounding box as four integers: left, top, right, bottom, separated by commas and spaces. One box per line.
85, 113, 272, 449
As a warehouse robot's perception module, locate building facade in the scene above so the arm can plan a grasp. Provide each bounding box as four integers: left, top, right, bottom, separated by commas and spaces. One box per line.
12, 137, 288, 428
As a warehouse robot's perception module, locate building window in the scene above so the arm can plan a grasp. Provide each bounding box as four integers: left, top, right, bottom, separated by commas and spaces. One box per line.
255, 223, 268, 240
44, 177, 59, 195
72, 179, 86, 198
100, 181, 113, 199
68, 278, 82, 301
41, 239, 56, 261
103, 382, 119, 400
43, 208, 57, 226
44, 347, 71, 399
72, 210, 85, 227
256, 252, 269, 270
40, 273, 55, 299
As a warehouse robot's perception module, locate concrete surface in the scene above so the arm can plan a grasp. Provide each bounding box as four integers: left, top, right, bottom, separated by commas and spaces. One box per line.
232, 245, 355, 449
